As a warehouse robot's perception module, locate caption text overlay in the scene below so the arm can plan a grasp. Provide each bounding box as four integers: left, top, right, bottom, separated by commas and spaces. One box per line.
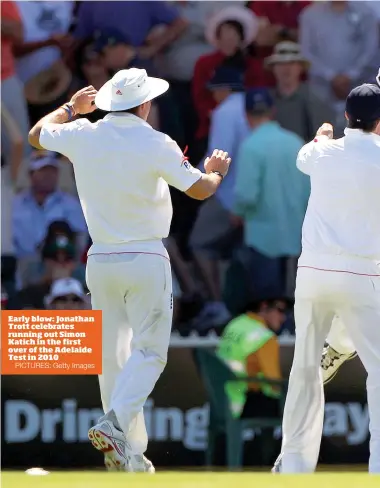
1, 311, 102, 375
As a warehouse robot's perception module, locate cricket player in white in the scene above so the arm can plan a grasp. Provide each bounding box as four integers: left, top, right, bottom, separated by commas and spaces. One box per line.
274, 83, 380, 474
28, 68, 231, 472
321, 68, 380, 384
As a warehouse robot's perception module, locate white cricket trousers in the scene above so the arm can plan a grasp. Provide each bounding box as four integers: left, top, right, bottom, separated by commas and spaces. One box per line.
280, 266, 380, 473
86, 252, 173, 454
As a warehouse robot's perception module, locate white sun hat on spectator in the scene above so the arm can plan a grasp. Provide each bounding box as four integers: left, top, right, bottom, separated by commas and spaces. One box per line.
206, 6, 259, 48
29, 151, 60, 171
95, 68, 169, 111
45, 278, 86, 306
265, 41, 310, 68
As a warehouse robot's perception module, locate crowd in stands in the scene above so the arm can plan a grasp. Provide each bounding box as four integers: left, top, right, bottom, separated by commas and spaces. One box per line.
2, 0, 380, 335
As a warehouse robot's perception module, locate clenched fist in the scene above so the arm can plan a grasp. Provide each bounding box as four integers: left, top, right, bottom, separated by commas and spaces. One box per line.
316, 123, 333, 139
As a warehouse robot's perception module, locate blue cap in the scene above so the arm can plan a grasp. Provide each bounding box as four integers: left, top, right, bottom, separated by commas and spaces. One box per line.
93, 28, 131, 53
245, 87, 273, 113
345, 83, 380, 123
207, 66, 244, 91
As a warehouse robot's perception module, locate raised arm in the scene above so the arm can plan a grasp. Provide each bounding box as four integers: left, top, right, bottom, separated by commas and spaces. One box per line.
28, 86, 97, 151
185, 150, 231, 200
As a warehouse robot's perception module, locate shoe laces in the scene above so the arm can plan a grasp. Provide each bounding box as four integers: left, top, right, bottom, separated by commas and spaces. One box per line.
321, 346, 341, 370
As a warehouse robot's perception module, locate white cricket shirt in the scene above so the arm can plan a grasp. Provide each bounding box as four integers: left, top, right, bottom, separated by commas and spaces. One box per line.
40, 113, 202, 256
297, 128, 380, 275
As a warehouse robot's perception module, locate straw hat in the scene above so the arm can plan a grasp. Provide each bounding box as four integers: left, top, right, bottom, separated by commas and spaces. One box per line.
265, 41, 310, 69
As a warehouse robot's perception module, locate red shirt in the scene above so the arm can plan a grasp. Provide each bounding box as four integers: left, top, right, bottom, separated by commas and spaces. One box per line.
250, 1, 311, 29
1, 1, 21, 81
192, 51, 274, 139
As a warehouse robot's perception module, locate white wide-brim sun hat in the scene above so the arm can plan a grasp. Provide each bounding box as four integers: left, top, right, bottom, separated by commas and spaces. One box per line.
206, 6, 259, 48
95, 68, 169, 112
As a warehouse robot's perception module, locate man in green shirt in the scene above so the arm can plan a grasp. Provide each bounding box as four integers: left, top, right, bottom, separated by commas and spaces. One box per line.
217, 291, 289, 419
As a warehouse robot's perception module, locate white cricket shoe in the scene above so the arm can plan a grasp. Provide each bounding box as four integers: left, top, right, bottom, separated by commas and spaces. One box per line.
88, 420, 155, 473
88, 420, 131, 471
132, 454, 155, 473
321, 344, 357, 385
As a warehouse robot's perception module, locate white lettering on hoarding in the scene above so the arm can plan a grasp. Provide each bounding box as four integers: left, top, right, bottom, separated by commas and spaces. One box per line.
4, 399, 368, 449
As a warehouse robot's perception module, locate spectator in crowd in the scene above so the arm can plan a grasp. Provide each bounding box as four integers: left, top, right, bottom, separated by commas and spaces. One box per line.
1, 106, 24, 297
299, 0, 379, 136
156, 1, 241, 159
1, 0, 30, 161
13, 151, 87, 261
22, 220, 85, 288
190, 67, 249, 329
93, 28, 146, 75
217, 290, 288, 419
266, 41, 334, 142
358, 0, 380, 83
14, 0, 75, 126
72, 1, 188, 73
192, 6, 267, 158
251, 1, 311, 46
90, 28, 160, 129
44, 277, 89, 310
233, 88, 309, 297
73, 40, 108, 92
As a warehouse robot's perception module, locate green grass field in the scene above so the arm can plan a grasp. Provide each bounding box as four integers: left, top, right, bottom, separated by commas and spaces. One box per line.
2, 472, 379, 488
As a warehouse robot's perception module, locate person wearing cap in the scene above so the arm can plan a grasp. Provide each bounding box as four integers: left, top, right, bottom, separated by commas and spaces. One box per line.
12, 150, 87, 260
190, 66, 249, 329
28, 68, 231, 473
21, 220, 85, 289
44, 277, 88, 310
266, 41, 334, 142
71, 1, 188, 71
94, 28, 162, 131
217, 290, 288, 421
192, 5, 270, 148
273, 84, 380, 474
93, 28, 145, 76
233, 87, 309, 298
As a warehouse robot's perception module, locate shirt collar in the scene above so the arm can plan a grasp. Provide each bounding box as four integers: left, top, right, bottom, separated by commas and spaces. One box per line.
253, 120, 279, 133
103, 112, 151, 129
344, 128, 380, 142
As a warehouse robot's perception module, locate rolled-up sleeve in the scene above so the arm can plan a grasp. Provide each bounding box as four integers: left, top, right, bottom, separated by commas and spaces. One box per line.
156, 136, 202, 192
40, 119, 91, 158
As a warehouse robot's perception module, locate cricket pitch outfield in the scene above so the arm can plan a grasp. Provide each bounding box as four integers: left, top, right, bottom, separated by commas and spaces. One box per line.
2, 472, 379, 488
